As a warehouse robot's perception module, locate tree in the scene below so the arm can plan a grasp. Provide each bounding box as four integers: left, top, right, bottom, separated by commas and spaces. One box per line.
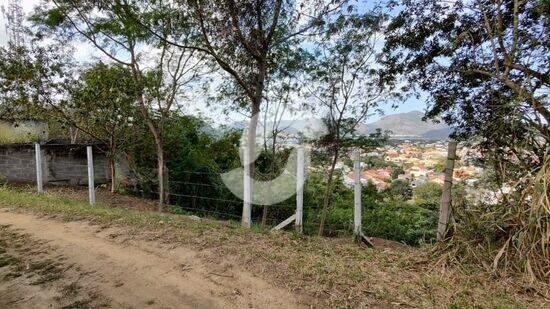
412, 182, 442, 210
68, 63, 137, 193
387, 179, 412, 201
0, 41, 103, 145
0, 42, 71, 121
382, 0, 548, 169
124, 112, 243, 217
1, 0, 26, 47
144, 0, 346, 225
257, 73, 304, 227
35, 0, 206, 209
382, 1, 549, 279
307, 10, 398, 235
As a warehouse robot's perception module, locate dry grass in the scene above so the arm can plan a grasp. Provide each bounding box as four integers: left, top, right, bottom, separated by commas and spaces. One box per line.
519, 151, 550, 281
0, 185, 548, 308
438, 152, 549, 286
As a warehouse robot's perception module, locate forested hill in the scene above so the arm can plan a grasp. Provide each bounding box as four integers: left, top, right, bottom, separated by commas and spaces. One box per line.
229, 111, 451, 140
358, 111, 451, 140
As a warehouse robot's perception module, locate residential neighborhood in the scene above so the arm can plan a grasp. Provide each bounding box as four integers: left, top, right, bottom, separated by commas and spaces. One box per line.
342, 141, 484, 191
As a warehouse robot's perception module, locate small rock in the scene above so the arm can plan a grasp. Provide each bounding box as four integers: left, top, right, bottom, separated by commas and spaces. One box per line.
188, 215, 201, 221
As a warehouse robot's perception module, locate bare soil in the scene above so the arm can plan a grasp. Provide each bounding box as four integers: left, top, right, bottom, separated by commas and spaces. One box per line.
0, 209, 306, 308
1, 187, 548, 308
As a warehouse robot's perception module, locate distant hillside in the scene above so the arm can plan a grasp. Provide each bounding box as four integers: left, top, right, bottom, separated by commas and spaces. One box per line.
359, 111, 451, 140
227, 111, 451, 140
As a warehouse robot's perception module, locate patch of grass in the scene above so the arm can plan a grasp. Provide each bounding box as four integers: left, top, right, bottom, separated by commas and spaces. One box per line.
0, 254, 20, 268
0, 223, 65, 286
0, 187, 225, 235
61, 299, 92, 309
0, 186, 547, 308
29, 259, 64, 285
0, 225, 24, 271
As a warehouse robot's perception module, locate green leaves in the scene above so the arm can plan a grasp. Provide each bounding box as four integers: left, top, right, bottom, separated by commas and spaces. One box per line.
43, 8, 65, 28
68, 62, 137, 141
0, 44, 70, 121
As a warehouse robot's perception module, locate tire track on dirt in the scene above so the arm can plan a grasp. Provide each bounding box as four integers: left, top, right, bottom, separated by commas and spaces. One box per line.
0, 209, 305, 308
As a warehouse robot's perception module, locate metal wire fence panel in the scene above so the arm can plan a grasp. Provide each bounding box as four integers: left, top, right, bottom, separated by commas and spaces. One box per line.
125, 146, 358, 237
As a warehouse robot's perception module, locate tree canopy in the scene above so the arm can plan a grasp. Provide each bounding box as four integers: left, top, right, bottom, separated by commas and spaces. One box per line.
382, 0, 548, 158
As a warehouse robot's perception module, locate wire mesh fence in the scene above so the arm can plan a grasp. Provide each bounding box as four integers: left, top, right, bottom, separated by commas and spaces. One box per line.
124, 166, 356, 236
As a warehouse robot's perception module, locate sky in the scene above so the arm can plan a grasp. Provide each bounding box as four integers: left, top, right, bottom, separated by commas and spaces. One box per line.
0, 0, 428, 124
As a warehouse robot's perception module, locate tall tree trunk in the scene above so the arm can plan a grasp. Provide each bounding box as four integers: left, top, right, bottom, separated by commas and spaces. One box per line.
318, 147, 340, 236
109, 156, 116, 193
243, 62, 266, 227
130, 60, 166, 210
69, 127, 79, 144
261, 205, 269, 227
108, 139, 116, 194
140, 113, 165, 211
163, 164, 170, 205
134, 91, 166, 211
243, 101, 260, 226
261, 132, 278, 227
155, 139, 165, 212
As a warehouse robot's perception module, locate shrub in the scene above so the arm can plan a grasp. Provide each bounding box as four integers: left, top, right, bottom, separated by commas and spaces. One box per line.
412, 182, 442, 210
386, 179, 412, 200
363, 201, 437, 245
441, 153, 550, 282
303, 173, 438, 245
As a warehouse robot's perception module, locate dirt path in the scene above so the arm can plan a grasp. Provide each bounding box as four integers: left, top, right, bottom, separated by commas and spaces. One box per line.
0, 209, 306, 308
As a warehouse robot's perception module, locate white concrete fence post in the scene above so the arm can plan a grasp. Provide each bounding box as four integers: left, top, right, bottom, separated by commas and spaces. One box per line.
87, 146, 96, 205
353, 149, 362, 238
295, 146, 305, 233
34, 142, 43, 193
242, 145, 252, 228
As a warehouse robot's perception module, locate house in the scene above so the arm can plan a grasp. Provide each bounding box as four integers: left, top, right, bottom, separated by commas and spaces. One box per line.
398, 173, 412, 181
410, 176, 429, 188
409, 166, 429, 177
427, 172, 445, 185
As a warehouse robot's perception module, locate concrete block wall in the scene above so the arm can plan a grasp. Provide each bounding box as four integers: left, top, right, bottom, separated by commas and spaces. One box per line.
0, 146, 37, 182
0, 144, 110, 185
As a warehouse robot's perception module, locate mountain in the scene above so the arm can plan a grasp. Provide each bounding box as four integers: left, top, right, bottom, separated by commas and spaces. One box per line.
359, 111, 451, 140
227, 118, 327, 138
226, 111, 451, 140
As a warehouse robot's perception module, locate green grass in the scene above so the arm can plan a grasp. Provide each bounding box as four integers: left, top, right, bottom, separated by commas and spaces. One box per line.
0, 186, 547, 308
0, 186, 240, 237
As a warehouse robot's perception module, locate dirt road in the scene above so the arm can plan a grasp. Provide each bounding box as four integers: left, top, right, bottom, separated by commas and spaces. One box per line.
0, 209, 306, 308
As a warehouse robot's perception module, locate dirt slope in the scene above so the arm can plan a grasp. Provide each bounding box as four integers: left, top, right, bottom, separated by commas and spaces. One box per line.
0, 209, 306, 308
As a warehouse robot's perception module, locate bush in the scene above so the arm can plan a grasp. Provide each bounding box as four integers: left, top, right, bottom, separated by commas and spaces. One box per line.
303, 173, 356, 236
363, 201, 437, 245
303, 173, 438, 245
324, 207, 353, 236
386, 179, 412, 200
441, 153, 550, 282
412, 182, 442, 210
